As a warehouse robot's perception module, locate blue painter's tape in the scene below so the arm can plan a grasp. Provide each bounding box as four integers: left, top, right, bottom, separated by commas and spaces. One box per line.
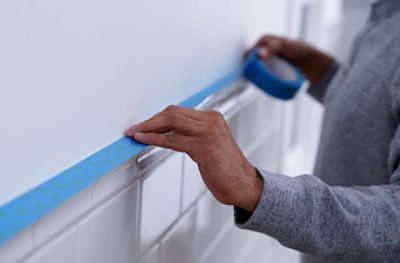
0, 53, 305, 245
243, 50, 305, 100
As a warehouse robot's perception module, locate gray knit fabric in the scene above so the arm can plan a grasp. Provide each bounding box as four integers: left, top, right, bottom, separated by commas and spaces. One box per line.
234, 1, 400, 262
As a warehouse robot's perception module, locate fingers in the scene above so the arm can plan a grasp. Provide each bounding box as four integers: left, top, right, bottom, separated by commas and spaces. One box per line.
134, 132, 192, 152
258, 36, 285, 59
157, 105, 208, 121
245, 35, 287, 61
126, 105, 209, 137
135, 114, 206, 135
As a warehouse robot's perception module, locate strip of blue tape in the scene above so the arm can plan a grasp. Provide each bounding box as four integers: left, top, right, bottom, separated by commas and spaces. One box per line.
0, 54, 304, 245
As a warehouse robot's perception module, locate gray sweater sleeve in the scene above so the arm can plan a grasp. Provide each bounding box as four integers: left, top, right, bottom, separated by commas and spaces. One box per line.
234, 166, 400, 261
307, 60, 340, 103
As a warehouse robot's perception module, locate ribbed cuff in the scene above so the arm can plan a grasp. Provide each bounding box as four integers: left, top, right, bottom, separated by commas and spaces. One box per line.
234, 169, 313, 244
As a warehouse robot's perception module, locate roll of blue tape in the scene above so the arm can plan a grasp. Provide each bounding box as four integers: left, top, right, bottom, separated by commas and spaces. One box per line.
243, 50, 305, 100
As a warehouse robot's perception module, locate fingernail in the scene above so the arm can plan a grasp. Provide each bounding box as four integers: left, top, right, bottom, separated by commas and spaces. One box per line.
125, 125, 138, 136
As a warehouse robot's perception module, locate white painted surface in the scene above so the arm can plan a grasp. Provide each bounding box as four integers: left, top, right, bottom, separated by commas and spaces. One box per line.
0, 0, 290, 206
0, 227, 34, 262
159, 208, 196, 263
78, 183, 139, 263
91, 163, 136, 205
194, 192, 232, 259
25, 227, 77, 263
181, 156, 205, 211
138, 245, 160, 263
33, 188, 92, 247
140, 154, 183, 253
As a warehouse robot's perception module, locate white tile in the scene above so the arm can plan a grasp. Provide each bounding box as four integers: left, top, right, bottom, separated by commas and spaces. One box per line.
236, 88, 281, 154
236, 86, 257, 106
236, 100, 259, 150
194, 192, 232, 258
263, 239, 300, 263
181, 156, 205, 212
226, 112, 241, 143
32, 188, 92, 247
257, 91, 280, 131
213, 97, 239, 117
0, 227, 34, 262
234, 232, 275, 263
25, 227, 77, 263
199, 226, 251, 263
92, 163, 136, 205
248, 131, 281, 173
140, 154, 183, 254
78, 183, 139, 263
138, 245, 159, 263
160, 208, 196, 263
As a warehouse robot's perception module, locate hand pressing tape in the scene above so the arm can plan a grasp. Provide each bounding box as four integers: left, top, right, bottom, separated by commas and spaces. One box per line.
243, 50, 305, 100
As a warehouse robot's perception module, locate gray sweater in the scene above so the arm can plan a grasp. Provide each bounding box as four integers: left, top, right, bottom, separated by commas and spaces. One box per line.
234, 1, 400, 262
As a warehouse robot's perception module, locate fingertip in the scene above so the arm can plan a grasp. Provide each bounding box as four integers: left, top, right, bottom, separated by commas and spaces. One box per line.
258, 47, 269, 60
125, 130, 133, 137
125, 125, 138, 137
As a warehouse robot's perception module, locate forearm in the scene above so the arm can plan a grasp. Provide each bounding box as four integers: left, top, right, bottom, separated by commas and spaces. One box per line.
307, 58, 340, 103
235, 169, 400, 261
297, 44, 335, 87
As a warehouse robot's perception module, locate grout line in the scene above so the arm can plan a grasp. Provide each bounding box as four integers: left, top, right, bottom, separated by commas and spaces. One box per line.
198, 222, 234, 263
191, 204, 198, 263
243, 122, 279, 157
156, 241, 161, 263
30, 181, 139, 258
136, 180, 143, 262
233, 233, 259, 263
75, 225, 80, 263
138, 200, 200, 258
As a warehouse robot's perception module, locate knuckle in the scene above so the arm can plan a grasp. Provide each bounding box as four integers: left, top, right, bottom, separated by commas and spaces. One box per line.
262, 35, 272, 41
274, 38, 285, 50
212, 111, 226, 125
203, 111, 228, 136
208, 110, 224, 120
165, 133, 177, 148
166, 113, 180, 122
165, 105, 178, 113
260, 35, 276, 45
204, 123, 220, 136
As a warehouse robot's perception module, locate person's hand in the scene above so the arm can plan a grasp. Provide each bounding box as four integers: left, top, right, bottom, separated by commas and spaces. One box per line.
125, 105, 263, 212
246, 35, 334, 86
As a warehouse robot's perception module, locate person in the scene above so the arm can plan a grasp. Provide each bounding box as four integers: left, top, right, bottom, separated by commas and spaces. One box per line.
126, 1, 400, 262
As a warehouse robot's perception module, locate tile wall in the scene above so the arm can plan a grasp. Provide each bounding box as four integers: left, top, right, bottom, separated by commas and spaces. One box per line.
0, 86, 300, 263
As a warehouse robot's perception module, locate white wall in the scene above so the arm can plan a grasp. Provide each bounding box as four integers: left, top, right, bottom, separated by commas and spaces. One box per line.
0, 0, 290, 205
